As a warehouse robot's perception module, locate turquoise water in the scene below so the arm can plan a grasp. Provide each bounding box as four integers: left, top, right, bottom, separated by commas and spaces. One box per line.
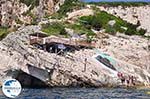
0, 88, 150, 99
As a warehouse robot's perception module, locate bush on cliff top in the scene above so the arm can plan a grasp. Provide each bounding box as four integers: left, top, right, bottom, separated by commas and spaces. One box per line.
79, 11, 146, 36
66, 23, 96, 42
65, 23, 95, 37
41, 22, 96, 40
41, 22, 68, 37
51, 0, 85, 19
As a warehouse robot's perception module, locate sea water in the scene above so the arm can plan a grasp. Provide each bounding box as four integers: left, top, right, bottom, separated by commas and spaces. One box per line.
0, 88, 150, 99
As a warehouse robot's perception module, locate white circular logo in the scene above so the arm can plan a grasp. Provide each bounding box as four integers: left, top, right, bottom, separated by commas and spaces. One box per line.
2, 79, 22, 98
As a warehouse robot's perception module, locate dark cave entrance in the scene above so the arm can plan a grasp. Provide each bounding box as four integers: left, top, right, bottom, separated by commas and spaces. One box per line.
15, 70, 49, 88
6, 70, 49, 88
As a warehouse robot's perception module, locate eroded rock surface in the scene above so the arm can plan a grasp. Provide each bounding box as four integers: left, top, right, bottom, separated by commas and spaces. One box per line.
0, 26, 150, 87
0, 0, 65, 27
99, 5, 150, 36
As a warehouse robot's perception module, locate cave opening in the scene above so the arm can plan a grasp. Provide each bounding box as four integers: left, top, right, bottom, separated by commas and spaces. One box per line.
6, 70, 49, 88
16, 70, 49, 88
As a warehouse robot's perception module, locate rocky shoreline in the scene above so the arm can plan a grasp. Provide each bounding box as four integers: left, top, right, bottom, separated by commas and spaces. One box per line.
0, 0, 150, 88
0, 25, 149, 88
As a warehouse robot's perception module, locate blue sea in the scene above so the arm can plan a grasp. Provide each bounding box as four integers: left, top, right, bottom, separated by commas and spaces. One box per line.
0, 88, 150, 99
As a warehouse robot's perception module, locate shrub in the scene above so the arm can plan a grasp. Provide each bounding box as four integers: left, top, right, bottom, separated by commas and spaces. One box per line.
54, 0, 85, 19
86, 36, 94, 43
105, 25, 117, 35
79, 15, 102, 31
42, 21, 96, 39
66, 23, 95, 37
60, 28, 68, 36
41, 22, 68, 37
79, 11, 146, 36
125, 28, 136, 35
0, 27, 8, 40
138, 28, 147, 36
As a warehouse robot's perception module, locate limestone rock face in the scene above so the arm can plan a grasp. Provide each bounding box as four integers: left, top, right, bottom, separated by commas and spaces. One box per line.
0, 0, 29, 27
0, 0, 65, 27
33, 0, 65, 19
96, 33, 150, 70
0, 25, 150, 87
99, 5, 150, 36
0, 26, 116, 87
67, 8, 94, 20
0, 2, 150, 87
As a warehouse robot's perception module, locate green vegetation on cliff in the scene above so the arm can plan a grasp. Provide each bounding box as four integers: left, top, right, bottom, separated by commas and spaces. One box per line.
88, 2, 150, 7
0, 27, 8, 40
66, 23, 95, 36
79, 11, 146, 36
50, 1, 147, 36
1, 0, 148, 40
41, 22, 96, 39
41, 22, 68, 37
51, 0, 85, 19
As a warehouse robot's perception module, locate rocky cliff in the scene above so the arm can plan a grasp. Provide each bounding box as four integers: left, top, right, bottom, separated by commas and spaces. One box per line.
0, 1, 150, 88
0, 25, 149, 87
98, 5, 150, 36
0, 0, 65, 28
